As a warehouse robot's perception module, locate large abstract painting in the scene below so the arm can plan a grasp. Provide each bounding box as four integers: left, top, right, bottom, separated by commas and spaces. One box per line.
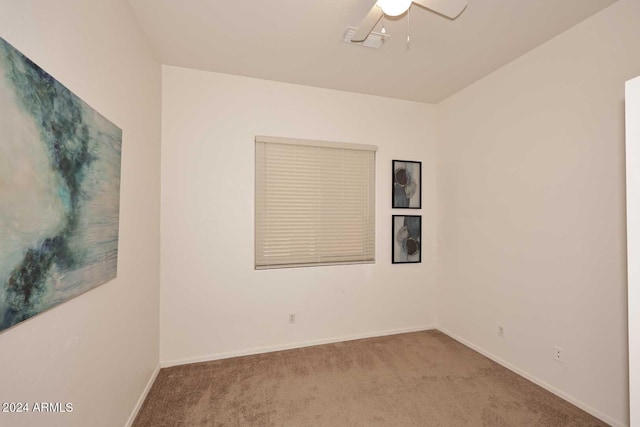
0, 37, 122, 332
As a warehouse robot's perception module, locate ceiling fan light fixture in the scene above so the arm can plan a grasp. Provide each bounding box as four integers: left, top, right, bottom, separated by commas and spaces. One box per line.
376, 0, 412, 17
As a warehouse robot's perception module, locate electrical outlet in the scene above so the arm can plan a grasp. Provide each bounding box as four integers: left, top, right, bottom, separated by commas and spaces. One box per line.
554, 345, 563, 363
289, 313, 296, 324
497, 324, 504, 337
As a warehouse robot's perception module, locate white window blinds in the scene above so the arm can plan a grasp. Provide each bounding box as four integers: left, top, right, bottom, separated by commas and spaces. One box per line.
255, 136, 377, 269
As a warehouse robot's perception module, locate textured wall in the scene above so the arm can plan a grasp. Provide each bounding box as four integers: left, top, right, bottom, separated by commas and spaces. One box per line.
436, 0, 640, 425
0, 1, 161, 426
160, 66, 437, 365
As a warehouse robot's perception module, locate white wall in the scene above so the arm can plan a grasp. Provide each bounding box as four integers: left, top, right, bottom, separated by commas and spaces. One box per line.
0, 1, 161, 426
627, 75, 640, 427
161, 66, 437, 365
436, 0, 640, 425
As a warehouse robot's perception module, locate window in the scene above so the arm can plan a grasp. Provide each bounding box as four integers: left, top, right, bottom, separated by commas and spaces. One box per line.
255, 136, 377, 269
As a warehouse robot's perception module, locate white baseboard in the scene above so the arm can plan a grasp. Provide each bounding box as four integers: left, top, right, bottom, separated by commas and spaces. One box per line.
437, 327, 626, 427
125, 365, 160, 427
160, 324, 437, 368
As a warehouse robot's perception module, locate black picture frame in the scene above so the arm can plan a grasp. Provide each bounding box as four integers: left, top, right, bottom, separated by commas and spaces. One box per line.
392, 160, 421, 209
392, 215, 422, 264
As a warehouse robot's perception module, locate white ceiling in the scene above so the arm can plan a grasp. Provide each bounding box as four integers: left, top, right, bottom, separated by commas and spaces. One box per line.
129, 0, 618, 103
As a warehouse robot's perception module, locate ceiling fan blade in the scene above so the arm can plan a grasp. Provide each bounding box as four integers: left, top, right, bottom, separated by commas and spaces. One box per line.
412, 0, 468, 19
351, 5, 383, 42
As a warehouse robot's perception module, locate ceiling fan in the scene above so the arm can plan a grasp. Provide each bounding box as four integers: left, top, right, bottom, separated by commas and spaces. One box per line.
351, 0, 468, 43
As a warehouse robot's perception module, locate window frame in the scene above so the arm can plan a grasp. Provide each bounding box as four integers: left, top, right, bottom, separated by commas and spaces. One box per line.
254, 135, 377, 270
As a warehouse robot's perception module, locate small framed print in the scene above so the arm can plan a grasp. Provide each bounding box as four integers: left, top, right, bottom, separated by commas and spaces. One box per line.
392, 215, 421, 264
392, 160, 421, 208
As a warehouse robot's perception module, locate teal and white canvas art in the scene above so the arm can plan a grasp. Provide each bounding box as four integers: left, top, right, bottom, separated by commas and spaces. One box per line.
0, 37, 122, 332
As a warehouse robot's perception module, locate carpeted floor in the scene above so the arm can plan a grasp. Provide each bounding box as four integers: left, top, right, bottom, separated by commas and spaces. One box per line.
134, 330, 607, 426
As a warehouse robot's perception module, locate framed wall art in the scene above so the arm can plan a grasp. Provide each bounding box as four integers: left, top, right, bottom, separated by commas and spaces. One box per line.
392, 160, 421, 208
392, 215, 421, 264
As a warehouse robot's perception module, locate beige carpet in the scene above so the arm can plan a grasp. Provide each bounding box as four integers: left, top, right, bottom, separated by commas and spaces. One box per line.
134, 330, 607, 426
